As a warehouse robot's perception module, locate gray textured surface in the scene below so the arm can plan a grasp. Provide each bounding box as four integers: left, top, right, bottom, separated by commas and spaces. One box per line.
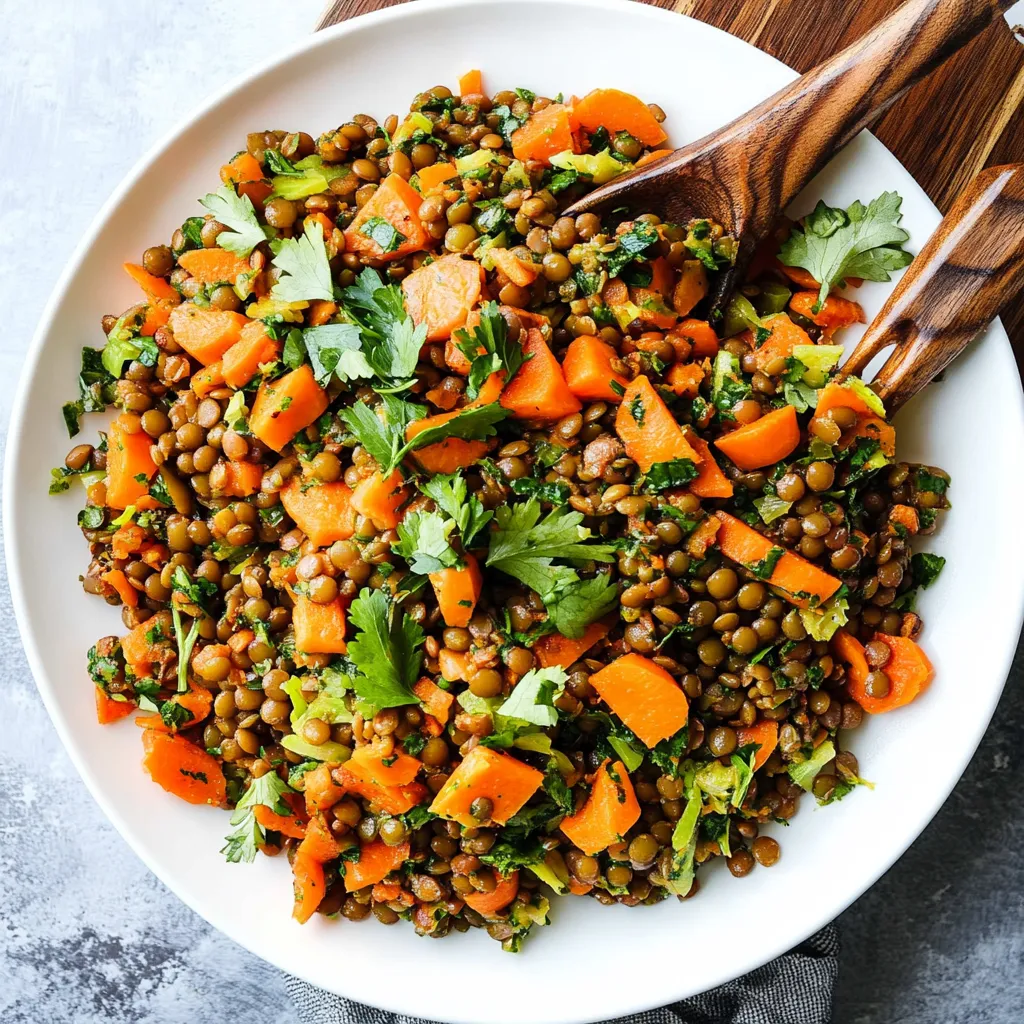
1, 2, 1022, 1022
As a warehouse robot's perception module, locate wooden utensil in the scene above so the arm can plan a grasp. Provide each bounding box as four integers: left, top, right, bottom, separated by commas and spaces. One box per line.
843, 163, 1024, 414
564, 0, 1016, 307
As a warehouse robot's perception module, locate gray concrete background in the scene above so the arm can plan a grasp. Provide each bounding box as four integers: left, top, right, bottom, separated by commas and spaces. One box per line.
1, 2, 1021, 1021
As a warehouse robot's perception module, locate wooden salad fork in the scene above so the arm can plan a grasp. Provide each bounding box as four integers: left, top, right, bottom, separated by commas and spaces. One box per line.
842, 163, 1024, 414
564, 0, 1018, 307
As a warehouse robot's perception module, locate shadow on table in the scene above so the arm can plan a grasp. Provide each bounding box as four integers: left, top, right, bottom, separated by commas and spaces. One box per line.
834, 630, 1024, 1024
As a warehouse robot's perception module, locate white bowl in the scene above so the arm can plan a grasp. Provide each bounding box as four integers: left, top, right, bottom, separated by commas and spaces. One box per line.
6, 0, 1024, 1021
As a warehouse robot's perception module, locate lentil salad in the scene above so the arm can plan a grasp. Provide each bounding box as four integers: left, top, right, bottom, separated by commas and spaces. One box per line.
53, 72, 950, 950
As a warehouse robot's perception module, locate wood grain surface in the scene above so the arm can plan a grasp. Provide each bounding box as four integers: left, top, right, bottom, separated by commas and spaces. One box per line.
843, 163, 1024, 410
316, 0, 1024, 353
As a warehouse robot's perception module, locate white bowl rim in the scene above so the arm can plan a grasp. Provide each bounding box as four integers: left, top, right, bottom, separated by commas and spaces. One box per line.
6, 0, 1024, 1020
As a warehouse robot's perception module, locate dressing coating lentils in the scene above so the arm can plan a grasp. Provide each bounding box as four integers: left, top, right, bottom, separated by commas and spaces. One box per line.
55, 71, 948, 951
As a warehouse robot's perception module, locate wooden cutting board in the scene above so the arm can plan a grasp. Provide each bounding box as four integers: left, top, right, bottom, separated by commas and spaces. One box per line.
317, 0, 1024, 355
645, 0, 1024, 355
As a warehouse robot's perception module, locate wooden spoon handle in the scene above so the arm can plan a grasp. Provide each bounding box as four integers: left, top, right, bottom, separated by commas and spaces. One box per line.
732, 0, 1016, 219
315, 0, 407, 30
842, 163, 1024, 414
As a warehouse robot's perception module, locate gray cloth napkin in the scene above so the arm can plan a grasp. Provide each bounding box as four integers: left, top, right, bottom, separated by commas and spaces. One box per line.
286, 923, 837, 1024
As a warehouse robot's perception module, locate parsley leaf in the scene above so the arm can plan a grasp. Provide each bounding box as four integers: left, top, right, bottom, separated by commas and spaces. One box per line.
290, 323, 372, 386
915, 468, 949, 496
496, 666, 566, 728
200, 186, 267, 256
779, 192, 913, 311
911, 551, 946, 589
418, 471, 493, 547
454, 301, 529, 400
338, 393, 423, 473
393, 510, 462, 575
221, 771, 295, 863
546, 574, 619, 639
642, 459, 699, 493
359, 216, 406, 254
271, 220, 335, 302
604, 221, 660, 278
341, 267, 425, 391
346, 588, 424, 711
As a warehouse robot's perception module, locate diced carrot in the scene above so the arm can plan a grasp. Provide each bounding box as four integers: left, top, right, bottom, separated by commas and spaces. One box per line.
102, 568, 138, 607
307, 300, 338, 327
345, 745, 422, 788
672, 262, 709, 317
298, 812, 342, 863
249, 364, 329, 452
343, 173, 429, 260
141, 731, 226, 806
412, 437, 492, 474
135, 685, 213, 734
304, 764, 346, 815
237, 179, 273, 209
464, 872, 519, 915
402, 254, 483, 341
372, 882, 404, 903
220, 151, 265, 185
573, 88, 668, 146
140, 302, 173, 336
105, 419, 157, 510
774, 260, 820, 289
417, 161, 459, 194
681, 427, 734, 499
123, 262, 180, 304
255, 800, 308, 839
674, 317, 718, 358
535, 621, 611, 669
751, 313, 813, 372
714, 512, 841, 608
177, 248, 252, 286
736, 720, 779, 772
412, 677, 455, 725
95, 688, 134, 725
489, 247, 543, 288
500, 329, 581, 421
280, 478, 357, 547
629, 287, 679, 330
167, 303, 249, 365
562, 336, 631, 403
226, 630, 254, 655
511, 104, 575, 164
121, 615, 164, 672
814, 380, 878, 419
834, 630, 934, 714
459, 69, 482, 95
335, 766, 428, 815
209, 460, 263, 498
429, 746, 544, 827
221, 322, 282, 389
835, 413, 896, 458
351, 469, 408, 529
649, 257, 676, 297
429, 554, 483, 628
560, 760, 642, 855
192, 361, 225, 398
343, 839, 410, 892
292, 595, 347, 655
889, 504, 920, 534
437, 648, 472, 683
291, 852, 325, 923
789, 291, 865, 329
665, 362, 704, 398
687, 515, 722, 557
111, 523, 147, 560
615, 375, 701, 472
588, 653, 689, 748
714, 405, 801, 470
636, 148, 674, 168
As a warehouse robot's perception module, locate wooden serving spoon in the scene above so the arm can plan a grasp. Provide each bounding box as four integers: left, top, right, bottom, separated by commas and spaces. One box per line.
562, 0, 1017, 307
843, 163, 1024, 414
